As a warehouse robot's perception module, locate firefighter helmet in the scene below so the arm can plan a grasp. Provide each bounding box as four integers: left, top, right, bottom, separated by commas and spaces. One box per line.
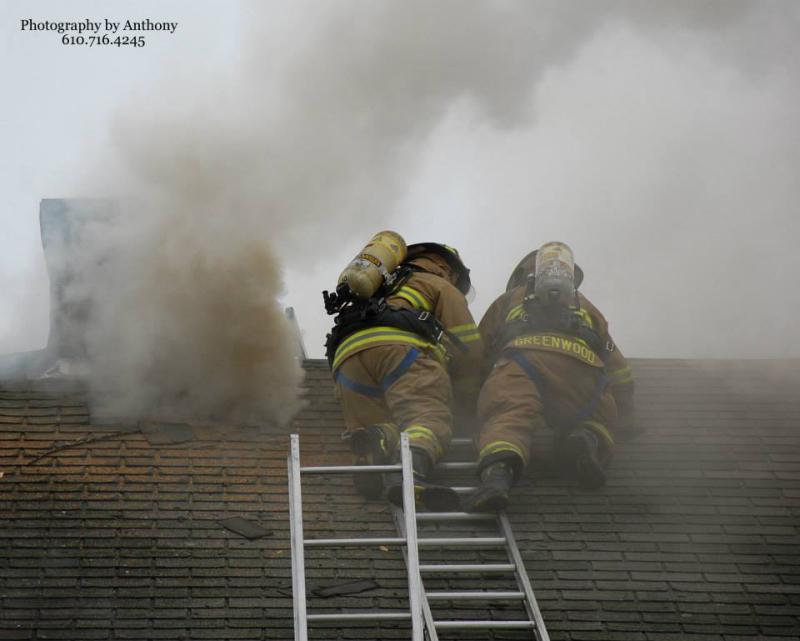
505, 249, 584, 293
406, 242, 472, 295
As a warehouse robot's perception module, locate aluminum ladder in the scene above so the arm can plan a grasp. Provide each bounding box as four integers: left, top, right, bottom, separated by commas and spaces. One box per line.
288, 432, 425, 640
392, 437, 550, 639
287, 433, 550, 640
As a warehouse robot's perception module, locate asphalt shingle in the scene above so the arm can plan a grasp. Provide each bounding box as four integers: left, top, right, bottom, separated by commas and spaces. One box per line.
0, 358, 799, 640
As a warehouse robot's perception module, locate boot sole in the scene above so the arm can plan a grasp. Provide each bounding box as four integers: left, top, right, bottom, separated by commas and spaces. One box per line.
567, 435, 606, 489
421, 485, 462, 512
464, 489, 509, 513
385, 483, 461, 512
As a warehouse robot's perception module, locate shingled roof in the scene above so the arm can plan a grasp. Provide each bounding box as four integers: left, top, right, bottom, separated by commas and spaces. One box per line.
1, 358, 799, 640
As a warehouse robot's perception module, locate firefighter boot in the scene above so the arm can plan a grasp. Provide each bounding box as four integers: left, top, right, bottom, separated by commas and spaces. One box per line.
464, 461, 516, 513
346, 425, 393, 500
384, 448, 461, 512
564, 426, 606, 489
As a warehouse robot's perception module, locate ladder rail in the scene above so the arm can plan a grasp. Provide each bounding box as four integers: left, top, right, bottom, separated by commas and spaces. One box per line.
393, 505, 439, 641
400, 433, 425, 641
288, 434, 308, 641
499, 511, 550, 641
289, 433, 424, 639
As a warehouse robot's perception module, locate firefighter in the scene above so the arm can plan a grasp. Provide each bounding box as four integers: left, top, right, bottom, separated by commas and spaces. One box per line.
465, 242, 634, 512
325, 238, 483, 510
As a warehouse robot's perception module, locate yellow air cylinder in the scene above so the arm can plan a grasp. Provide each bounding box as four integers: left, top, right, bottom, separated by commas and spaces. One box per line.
533, 241, 577, 305
338, 231, 407, 300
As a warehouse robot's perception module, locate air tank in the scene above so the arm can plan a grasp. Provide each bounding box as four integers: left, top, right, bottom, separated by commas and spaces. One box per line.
533, 241, 577, 306
337, 231, 407, 300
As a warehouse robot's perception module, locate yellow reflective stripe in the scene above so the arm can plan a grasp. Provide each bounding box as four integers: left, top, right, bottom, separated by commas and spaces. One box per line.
609, 367, 633, 383
375, 422, 400, 453
336, 326, 406, 354
478, 440, 525, 462
506, 304, 525, 322
332, 327, 436, 370
582, 420, 615, 446
332, 327, 446, 370
395, 290, 420, 309
405, 424, 444, 458
571, 307, 594, 329
449, 323, 478, 333
334, 334, 435, 370
396, 285, 431, 311
450, 323, 481, 343
457, 332, 481, 344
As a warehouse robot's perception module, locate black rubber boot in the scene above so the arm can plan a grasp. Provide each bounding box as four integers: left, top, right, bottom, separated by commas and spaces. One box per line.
347, 426, 392, 500
384, 448, 461, 512
564, 427, 606, 489
464, 461, 516, 513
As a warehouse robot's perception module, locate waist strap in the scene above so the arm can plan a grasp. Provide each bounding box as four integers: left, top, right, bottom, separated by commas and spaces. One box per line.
326, 305, 448, 368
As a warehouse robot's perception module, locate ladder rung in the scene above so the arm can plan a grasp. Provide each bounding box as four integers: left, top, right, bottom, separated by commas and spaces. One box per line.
305, 535, 505, 547
450, 438, 472, 446
451, 486, 478, 493
435, 620, 535, 629
300, 464, 400, 474
418, 537, 505, 547
304, 537, 405, 547
307, 612, 411, 622
417, 512, 495, 521
427, 591, 525, 601
438, 461, 477, 471
419, 563, 515, 573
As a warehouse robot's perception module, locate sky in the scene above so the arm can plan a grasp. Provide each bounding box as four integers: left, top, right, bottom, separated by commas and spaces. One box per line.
1, 0, 799, 366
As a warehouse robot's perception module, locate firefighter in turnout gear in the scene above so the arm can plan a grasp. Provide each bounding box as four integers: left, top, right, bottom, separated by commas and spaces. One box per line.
466, 242, 634, 512
324, 234, 483, 510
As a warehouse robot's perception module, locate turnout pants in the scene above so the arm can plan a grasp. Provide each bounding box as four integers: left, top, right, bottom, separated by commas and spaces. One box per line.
477, 349, 617, 468
335, 344, 453, 462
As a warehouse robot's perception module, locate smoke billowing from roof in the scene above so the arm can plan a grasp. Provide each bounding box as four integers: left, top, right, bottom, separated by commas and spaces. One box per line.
7, 0, 798, 409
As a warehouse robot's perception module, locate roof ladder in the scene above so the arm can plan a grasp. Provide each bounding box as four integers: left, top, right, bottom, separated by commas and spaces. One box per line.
391, 437, 550, 640
287, 433, 550, 639
288, 432, 424, 640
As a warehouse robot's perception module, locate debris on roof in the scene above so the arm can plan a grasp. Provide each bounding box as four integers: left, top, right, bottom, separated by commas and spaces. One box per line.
218, 516, 273, 540
312, 579, 380, 598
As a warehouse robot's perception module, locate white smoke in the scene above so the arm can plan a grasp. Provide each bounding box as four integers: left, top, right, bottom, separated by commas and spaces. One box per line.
4, 0, 798, 403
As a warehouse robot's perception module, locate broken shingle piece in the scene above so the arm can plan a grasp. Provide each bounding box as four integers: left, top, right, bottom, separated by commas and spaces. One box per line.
311, 579, 379, 598
217, 516, 272, 540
